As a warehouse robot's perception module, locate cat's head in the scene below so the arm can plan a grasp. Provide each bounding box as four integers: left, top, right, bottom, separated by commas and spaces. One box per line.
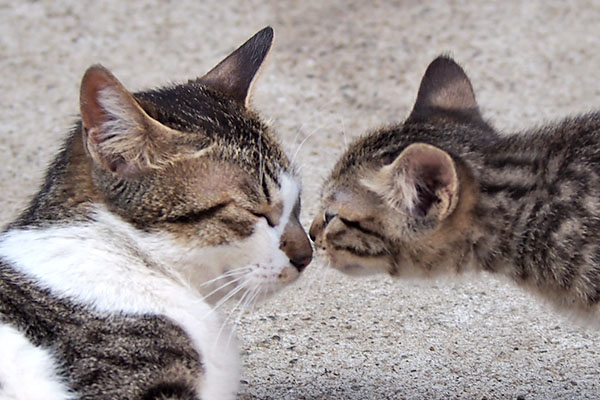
79, 27, 312, 303
310, 56, 490, 277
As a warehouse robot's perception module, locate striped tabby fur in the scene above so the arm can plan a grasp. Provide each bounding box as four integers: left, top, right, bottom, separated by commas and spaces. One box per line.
310, 55, 600, 318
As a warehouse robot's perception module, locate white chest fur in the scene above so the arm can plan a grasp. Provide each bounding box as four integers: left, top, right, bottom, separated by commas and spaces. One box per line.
0, 208, 241, 400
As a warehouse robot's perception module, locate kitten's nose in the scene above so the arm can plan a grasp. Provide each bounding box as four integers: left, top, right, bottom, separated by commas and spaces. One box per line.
309, 212, 332, 242
308, 223, 317, 242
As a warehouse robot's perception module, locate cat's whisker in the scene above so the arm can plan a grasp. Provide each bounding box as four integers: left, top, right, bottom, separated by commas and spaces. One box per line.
226, 286, 260, 349
243, 285, 261, 312
290, 115, 340, 166
211, 280, 249, 312
196, 267, 251, 289
200, 275, 246, 303
291, 129, 318, 165
214, 285, 256, 348
203, 282, 248, 331
225, 286, 251, 323
201, 284, 246, 342
290, 126, 305, 150
340, 117, 348, 148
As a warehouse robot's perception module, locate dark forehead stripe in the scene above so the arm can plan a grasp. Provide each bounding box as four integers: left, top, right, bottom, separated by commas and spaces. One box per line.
331, 120, 491, 180
134, 83, 291, 183
331, 127, 403, 179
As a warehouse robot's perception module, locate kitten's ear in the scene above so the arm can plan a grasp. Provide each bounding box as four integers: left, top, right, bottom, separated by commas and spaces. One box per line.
408, 56, 482, 122
197, 26, 274, 106
364, 143, 459, 221
80, 65, 178, 177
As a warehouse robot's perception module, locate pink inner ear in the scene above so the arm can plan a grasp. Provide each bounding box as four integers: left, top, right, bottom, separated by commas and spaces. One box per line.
80, 66, 122, 131
411, 150, 454, 188
395, 144, 457, 218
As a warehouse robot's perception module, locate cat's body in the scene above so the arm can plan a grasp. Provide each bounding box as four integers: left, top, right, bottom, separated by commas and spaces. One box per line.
0, 27, 312, 400
310, 56, 600, 318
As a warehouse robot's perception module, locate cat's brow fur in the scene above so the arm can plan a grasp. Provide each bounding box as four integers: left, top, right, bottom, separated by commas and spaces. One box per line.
311, 55, 600, 318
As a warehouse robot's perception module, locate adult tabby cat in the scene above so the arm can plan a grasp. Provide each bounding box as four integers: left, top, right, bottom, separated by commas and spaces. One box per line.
0, 27, 312, 400
310, 55, 600, 317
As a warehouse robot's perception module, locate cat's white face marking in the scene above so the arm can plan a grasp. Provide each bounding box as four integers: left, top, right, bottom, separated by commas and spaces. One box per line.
0, 323, 74, 400
168, 171, 303, 303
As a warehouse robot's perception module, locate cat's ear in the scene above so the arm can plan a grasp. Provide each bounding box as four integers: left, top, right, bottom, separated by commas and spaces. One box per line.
197, 26, 274, 106
80, 65, 178, 177
364, 143, 459, 222
408, 56, 482, 122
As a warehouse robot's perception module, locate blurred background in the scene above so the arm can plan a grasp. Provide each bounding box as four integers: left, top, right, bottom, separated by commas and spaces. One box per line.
1, 1, 599, 398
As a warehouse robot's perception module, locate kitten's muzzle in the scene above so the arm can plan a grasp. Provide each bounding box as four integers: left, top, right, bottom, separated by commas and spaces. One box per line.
308, 211, 331, 247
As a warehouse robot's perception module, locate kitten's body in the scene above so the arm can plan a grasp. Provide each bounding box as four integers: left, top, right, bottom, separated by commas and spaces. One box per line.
311, 56, 600, 318
0, 27, 312, 399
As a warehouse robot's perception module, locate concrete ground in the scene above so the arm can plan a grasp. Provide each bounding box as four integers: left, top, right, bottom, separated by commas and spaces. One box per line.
1, 1, 600, 398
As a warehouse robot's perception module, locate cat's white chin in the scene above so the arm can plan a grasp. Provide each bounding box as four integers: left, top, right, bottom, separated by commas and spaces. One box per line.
201, 264, 300, 305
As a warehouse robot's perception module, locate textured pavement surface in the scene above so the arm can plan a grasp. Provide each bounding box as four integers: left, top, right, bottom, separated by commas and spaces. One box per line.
1, 1, 600, 398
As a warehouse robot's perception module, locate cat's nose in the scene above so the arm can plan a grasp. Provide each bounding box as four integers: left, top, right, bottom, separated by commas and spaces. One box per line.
280, 217, 313, 272
290, 254, 312, 271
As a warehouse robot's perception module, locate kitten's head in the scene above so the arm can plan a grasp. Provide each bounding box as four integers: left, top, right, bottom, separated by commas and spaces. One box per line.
310, 56, 490, 277
79, 27, 312, 303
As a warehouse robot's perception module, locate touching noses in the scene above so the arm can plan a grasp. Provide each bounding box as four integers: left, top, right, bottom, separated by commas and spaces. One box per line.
280, 217, 313, 271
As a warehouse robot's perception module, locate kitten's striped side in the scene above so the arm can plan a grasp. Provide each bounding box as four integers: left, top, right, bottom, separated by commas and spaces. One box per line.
311, 56, 600, 319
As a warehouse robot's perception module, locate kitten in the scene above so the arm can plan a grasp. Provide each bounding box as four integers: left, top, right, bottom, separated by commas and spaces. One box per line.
0, 27, 312, 400
310, 55, 600, 318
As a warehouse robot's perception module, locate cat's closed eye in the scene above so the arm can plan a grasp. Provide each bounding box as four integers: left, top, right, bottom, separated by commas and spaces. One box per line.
251, 211, 276, 227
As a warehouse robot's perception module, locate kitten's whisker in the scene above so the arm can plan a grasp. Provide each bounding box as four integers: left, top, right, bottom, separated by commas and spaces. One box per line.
302, 264, 322, 291
316, 260, 333, 294
383, 246, 401, 273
